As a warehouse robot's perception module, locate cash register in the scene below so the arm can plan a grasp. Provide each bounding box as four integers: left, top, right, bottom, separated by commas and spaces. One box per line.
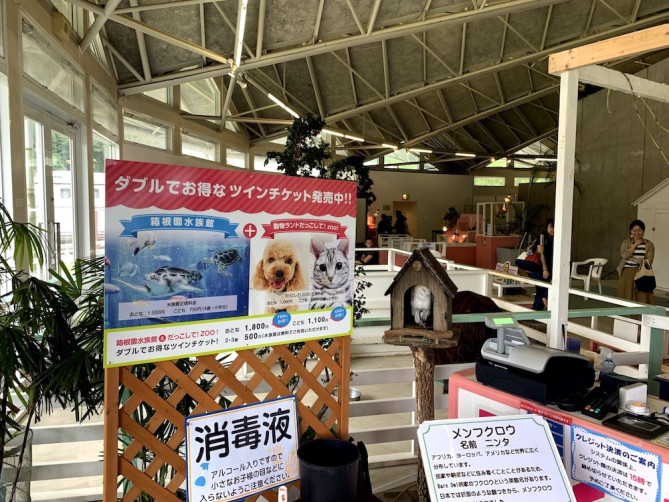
476, 315, 595, 404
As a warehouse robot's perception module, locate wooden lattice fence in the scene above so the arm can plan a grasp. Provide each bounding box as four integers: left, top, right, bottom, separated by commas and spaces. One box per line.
103, 336, 351, 501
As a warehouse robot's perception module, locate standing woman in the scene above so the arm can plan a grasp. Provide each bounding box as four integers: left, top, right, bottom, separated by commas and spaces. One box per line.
616, 219, 655, 304
532, 218, 554, 311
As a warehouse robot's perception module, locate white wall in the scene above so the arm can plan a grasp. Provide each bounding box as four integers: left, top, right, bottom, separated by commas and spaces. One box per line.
571, 57, 669, 274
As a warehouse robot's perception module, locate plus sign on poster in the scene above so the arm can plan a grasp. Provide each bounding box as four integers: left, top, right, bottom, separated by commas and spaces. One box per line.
103, 160, 356, 367
243, 223, 258, 239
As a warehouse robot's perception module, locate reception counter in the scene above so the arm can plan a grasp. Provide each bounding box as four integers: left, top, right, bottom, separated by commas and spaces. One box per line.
449, 368, 669, 501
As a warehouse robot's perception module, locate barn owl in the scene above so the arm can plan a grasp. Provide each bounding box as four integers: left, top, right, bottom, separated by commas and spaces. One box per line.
410, 285, 432, 327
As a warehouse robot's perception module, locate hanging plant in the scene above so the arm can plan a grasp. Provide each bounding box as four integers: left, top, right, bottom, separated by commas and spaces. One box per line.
266, 113, 377, 208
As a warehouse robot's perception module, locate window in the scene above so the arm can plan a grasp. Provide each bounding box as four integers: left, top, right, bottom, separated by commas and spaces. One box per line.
226, 148, 246, 168
123, 112, 171, 150
92, 132, 118, 256
384, 149, 419, 165
382, 149, 421, 170
86, 11, 109, 70
487, 158, 508, 168
92, 131, 118, 173
91, 84, 119, 136
474, 176, 506, 187
181, 79, 219, 118
255, 155, 279, 173
22, 19, 85, 112
50, 0, 84, 37
181, 130, 219, 162
514, 177, 551, 187
143, 88, 169, 104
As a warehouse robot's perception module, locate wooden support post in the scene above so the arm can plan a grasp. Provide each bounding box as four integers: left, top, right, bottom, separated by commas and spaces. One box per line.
412, 346, 436, 502
103, 368, 120, 502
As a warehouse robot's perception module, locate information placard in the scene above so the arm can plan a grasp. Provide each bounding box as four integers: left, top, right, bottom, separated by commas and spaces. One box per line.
417, 415, 575, 501
571, 425, 661, 502
185, 396, 299, 502
104, 160, 357, 367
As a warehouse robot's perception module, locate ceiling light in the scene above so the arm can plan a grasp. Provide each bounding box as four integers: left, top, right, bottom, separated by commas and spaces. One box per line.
454, 152, 476, 158
408, 148, 432, 154
382, 143, 398, 149
267, 93, 299, 118
534, 157, 557, 162
322, 128, 363, 142
322, 128, 344, 138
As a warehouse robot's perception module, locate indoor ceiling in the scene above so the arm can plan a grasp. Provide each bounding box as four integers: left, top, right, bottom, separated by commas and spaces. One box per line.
64, 0, 669, 174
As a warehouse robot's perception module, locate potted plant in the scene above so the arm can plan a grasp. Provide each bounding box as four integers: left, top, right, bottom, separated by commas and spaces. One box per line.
0, 200, 104, 500
442, 207, 460, 230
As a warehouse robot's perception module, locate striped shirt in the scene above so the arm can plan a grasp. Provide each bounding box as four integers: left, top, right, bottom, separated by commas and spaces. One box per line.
624, 241, 646, 268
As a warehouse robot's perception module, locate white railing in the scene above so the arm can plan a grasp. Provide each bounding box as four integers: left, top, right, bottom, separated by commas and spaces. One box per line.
355, 246, 668, 383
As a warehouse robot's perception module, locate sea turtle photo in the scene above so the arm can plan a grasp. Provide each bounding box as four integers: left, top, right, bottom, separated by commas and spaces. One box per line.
114, 266, 204, 297
202, 248, 242, 277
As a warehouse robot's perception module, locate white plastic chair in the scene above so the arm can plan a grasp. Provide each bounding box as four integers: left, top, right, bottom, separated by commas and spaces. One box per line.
570, 258, 608, 295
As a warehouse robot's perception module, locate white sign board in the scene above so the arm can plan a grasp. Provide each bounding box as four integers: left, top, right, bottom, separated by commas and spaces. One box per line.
571, 425, 661, 502
417, 415, 575, 501
185, 396, 299, 502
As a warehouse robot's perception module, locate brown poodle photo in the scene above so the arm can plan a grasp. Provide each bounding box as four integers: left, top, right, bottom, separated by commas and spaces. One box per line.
252, 239, 305, 312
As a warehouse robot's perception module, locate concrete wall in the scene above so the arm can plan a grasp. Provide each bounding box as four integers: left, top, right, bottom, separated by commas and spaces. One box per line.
571, 57, 669, 277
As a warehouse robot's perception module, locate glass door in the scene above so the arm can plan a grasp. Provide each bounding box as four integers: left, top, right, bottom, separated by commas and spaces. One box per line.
24, 114, 77, 276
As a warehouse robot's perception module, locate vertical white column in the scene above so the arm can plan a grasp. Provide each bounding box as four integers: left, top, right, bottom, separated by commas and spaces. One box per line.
5, 0, 27, 222
548, 69, 579, 349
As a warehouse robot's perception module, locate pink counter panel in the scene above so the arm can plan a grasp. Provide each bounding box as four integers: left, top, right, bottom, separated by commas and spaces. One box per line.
449, 368, 669, 502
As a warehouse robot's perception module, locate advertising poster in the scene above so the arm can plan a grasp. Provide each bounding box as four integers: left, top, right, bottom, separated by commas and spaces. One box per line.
185, 396, 299, 502
104, 160, 356, 367
417, 415, 575, 502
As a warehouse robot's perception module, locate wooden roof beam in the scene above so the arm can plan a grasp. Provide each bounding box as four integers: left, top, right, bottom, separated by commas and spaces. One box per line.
549, 23, 669, 74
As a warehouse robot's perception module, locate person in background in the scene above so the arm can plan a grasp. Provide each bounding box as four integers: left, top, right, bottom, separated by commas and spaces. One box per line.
532, 218, 554, 311
377, 214, 393, 234
393, 210, 408, 234
616, 219, 655, 304
356, 238, 379, 266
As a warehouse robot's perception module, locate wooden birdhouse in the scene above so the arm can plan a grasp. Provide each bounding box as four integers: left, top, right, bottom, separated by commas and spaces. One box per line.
383, 247, 458, 342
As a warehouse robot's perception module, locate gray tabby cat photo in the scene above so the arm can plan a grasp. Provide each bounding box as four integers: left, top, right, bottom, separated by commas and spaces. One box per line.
309, 237, 352, 310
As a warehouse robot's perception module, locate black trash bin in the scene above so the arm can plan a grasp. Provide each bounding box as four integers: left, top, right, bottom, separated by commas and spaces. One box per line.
297, 438, 360, 502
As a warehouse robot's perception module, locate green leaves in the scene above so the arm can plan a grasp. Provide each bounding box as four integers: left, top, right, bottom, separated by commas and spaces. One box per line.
265, 114, 376, 207
0, 200, 106, 469
0, 201, 48, 272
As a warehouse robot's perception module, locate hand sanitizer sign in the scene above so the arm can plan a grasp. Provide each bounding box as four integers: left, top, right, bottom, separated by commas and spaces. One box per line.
185, 396, 299, 502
